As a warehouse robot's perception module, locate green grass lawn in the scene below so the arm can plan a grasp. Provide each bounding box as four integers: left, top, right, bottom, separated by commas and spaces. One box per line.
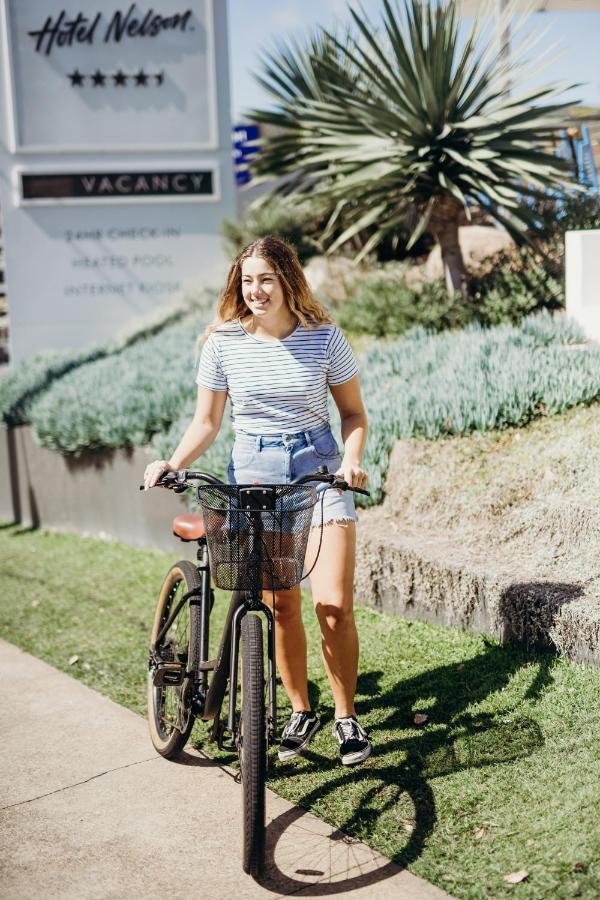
1, 523, 599, 898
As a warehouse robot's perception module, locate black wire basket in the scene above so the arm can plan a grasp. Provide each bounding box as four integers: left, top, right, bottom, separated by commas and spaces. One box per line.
196, 483, 318, 591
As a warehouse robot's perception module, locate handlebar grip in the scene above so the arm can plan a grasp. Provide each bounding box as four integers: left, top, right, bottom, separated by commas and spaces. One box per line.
331, 478, 370, 497
139, 472, 177, 491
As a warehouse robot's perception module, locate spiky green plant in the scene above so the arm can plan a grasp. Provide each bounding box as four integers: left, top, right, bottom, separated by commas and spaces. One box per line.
249, 0, 579, 294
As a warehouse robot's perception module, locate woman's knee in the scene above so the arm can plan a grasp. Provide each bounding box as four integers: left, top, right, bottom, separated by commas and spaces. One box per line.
314, 598, 355, 633
271, 588, 302, 625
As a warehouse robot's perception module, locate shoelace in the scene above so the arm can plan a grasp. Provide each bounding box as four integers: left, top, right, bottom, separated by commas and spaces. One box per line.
336, 717, 364, 742
283, 711, 305, 737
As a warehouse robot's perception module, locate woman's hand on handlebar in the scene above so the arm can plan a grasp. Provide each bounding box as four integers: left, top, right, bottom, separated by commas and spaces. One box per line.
334, 457, 368, 494
143, 459, 175, 491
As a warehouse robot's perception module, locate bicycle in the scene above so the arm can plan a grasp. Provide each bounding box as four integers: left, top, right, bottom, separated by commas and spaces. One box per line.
142, 465, 369, 877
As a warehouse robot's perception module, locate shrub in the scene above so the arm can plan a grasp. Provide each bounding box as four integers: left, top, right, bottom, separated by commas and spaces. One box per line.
28, 314, 207, 452
336, 275, 470, 337
222, 196, 324, 263
0, 295, 211, 428
536, 191, 600, 241
0, 347, 108, 428
357, 312, 594, 504
476, 193, 600, 316
459, 195, 600, 326
470, 247, 564, 326
336, 243, 567, 338
153, 312, 598, 513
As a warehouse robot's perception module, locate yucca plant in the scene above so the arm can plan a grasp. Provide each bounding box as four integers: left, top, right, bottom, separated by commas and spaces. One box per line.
249, 0, 579, 295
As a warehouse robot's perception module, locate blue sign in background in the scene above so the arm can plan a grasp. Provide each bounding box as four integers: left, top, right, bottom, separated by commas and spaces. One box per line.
232, 124, 260, 186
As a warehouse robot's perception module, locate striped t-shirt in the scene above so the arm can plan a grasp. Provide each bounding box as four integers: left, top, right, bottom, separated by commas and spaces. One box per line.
196, 318, 358, 434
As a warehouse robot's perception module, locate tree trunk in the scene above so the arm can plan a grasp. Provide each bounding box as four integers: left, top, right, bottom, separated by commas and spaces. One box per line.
430, 196, 467, 297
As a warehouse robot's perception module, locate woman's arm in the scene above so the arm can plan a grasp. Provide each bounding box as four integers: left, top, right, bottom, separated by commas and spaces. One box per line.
169, 385, 227, 468
329, 374, 368, 489
143, 386, 227, 489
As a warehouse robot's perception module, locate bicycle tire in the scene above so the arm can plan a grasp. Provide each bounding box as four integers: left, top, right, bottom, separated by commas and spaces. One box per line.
240, 613, 266, 877
147, 560, 201, 758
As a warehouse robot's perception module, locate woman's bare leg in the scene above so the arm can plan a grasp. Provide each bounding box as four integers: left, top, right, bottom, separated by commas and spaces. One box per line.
264, 585, 310, 712
305, 521, 358, 718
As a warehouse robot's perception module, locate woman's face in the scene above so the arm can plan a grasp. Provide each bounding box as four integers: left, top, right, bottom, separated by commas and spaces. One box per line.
240, 255, 287, 320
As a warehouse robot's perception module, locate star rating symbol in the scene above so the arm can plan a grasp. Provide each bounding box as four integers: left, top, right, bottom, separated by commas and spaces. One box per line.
68, 69, 85, 87
66, 69, 165, 88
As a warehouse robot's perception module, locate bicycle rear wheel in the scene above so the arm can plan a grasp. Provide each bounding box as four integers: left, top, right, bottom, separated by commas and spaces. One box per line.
147, 561, 201, 758
240, 613, 266, 877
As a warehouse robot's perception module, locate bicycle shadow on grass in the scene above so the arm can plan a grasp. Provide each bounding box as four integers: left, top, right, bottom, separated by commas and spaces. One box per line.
258, 639, 553, 894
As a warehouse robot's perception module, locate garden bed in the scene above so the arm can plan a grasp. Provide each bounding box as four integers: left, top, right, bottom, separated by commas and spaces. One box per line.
356, 404, 600, 664
3, 312, 600, 660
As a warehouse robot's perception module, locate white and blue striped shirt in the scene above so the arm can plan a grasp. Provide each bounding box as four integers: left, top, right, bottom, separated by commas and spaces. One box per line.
196, 319, 358, 434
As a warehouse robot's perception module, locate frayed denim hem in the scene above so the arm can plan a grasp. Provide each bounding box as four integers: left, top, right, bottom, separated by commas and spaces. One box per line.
310, 516, 357, 529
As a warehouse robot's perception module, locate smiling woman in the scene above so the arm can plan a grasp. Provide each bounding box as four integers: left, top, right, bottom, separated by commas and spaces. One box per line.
240, 257, 292, 326
143, 235, 373, 767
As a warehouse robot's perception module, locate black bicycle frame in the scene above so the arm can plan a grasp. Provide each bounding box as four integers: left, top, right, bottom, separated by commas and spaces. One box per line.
188, 536, 277, 746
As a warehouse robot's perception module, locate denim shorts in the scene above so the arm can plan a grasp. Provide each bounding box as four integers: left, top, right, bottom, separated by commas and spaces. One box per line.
226, 422, 358, 528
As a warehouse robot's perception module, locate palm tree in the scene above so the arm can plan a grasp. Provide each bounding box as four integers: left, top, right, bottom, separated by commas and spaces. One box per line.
248, 0, 579, 296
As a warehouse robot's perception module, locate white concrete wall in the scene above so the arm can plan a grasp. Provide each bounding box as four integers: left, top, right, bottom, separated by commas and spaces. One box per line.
565, 229, 600, 341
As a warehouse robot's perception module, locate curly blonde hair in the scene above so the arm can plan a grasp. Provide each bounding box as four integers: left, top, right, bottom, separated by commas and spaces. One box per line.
203, 235, 333, 338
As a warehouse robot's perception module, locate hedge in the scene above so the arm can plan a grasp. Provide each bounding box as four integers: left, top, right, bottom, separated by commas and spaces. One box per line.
357, 312, 592, 503
0, 295, 211, 429
157, 313, 595, 508
28, 314, 207, 452
5, 308, 598, 512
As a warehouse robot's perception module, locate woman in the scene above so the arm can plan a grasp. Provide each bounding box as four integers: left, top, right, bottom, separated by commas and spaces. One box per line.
144, 236, 371, 766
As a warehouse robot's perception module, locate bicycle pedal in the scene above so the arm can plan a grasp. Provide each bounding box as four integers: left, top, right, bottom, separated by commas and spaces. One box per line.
152, 663, 185, 687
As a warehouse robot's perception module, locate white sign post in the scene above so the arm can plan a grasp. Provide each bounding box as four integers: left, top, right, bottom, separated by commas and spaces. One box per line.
0, 0, 235, 362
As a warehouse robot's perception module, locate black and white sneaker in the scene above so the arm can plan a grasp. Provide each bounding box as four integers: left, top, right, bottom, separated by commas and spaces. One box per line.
278, 710, 321, 761
332, 716, 372, 765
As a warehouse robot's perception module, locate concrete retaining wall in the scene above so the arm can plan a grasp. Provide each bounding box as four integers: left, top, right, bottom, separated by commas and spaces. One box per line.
0, 426, 185, 554
354, 512, 600, 665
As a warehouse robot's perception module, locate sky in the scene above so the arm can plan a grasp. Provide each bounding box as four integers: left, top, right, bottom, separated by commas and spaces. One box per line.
227, 0, 600, 124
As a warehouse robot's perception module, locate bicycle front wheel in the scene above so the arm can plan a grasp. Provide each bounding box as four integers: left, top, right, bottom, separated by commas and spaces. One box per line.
147, 561, 201, 758
240, 613, 266, 877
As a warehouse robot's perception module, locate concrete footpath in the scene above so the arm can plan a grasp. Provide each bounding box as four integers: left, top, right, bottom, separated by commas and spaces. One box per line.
0, 640, 451, 900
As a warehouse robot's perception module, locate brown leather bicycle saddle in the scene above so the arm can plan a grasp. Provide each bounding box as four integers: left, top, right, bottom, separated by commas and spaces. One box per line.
172, 514, 205, 541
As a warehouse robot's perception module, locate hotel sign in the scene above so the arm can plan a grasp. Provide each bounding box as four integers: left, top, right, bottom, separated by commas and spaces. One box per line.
26, 6, 193, 54
20, 169, 215, 203
0, 0, 235, 363
1, 0, 218, 151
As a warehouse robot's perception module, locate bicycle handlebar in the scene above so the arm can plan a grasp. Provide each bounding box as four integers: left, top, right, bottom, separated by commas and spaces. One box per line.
138, 470, 222, 492
139, 466, 370, 496
294, 469, 371, 496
